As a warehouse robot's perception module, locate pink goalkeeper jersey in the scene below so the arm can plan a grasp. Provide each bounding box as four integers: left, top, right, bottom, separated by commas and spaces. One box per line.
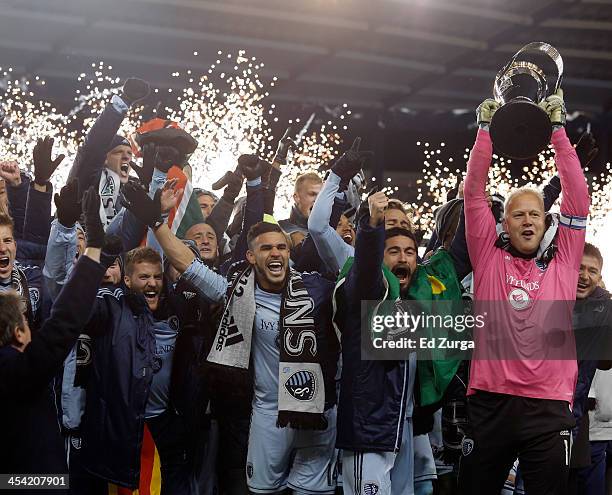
464, 128, 590, 404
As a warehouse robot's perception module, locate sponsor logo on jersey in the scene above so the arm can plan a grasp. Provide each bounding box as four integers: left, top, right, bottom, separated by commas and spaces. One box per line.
560, 430, 570, 436
461, 437, 474, 457
506, 274, 539, 292
246, 463, 253, 479
363, 482, 379, 495
284, 370, 316, 401
182, 291, 196, 300
508, 287, 530, 310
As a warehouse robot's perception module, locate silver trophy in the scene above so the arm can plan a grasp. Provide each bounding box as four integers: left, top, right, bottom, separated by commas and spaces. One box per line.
489, 42, 564, 159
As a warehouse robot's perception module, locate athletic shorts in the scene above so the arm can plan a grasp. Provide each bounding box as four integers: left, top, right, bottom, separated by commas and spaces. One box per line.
343, 451, 396, 495
246, 407, 338, 494
344, 417, 436, 495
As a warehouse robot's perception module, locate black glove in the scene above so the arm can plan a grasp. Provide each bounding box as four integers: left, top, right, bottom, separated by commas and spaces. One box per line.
130, 143, 156, 187
154, 145, 182, 172
273, 127, 297, 165
212, 169, 244, 203
575, 131, 598, 168
355, 185, 379, 225
331, 137, 373, 189
82, 186, 105, 248
33, 137, 65, 186
237, 154, 264, 181
54, 179, 81, 227
100, 234, 124, 270
120, 181, 164, 229
120, 77, 150, 107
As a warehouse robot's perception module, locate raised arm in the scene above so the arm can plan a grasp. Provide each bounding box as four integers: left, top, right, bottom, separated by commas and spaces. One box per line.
1, 162, 27, 238
551, 128, 589, 268
539, 89, 590, 269
0, 253, 107, 399
120, 182, 228, 302
463, 100, 499, 270
67, 97, 128, 194
67, 79, 149, 194
228, 155, 268, 266
344, 192, 388, 304
208, 166, 244, 243
0, 187, 112, 398
43, 180, 82, 300
308, 171, 354, 273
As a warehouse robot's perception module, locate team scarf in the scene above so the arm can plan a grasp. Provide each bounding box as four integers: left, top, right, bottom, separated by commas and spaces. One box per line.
1, 265, 34, 324
207, 261, 327, 429
99, 168, 121, 228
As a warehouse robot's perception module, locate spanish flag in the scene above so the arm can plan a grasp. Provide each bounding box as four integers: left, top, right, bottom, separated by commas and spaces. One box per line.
107, 425, 161, 495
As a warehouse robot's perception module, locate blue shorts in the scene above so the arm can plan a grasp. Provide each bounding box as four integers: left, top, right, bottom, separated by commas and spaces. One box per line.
343, 418, 436, 495
246, 407, 338, 494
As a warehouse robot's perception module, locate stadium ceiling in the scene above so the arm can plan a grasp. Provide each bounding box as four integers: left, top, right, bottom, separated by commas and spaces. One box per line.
2, 0, 612, 114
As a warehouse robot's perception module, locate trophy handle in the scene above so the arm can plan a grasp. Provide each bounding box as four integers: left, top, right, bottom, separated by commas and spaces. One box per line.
493, 42, 564, 103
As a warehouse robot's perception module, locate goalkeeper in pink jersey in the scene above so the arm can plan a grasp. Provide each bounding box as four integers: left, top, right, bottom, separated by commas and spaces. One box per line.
458, 90, 590, 495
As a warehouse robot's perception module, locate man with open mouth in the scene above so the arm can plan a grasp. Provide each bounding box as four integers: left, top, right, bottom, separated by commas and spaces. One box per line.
567, 242, 612, 492
334, 190, 462, 495
458, 91, 590, 494
67, 77, 150, 227
0, 215, 22, 312
122, 157, 341, 495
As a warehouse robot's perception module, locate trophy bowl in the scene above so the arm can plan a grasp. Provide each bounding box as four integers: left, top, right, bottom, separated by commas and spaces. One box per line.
489, 43, 563, 160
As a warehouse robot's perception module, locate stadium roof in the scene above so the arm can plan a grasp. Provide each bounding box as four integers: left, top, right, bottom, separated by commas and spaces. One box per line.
3, 0, 612, 115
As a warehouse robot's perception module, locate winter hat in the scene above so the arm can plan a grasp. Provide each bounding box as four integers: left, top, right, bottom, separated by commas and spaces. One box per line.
107, 134, 131, 153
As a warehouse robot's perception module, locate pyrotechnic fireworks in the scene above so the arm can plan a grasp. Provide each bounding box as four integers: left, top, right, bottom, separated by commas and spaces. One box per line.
410, 139, 612, 281
0, 52, 611, 269
0, 52, 348, 218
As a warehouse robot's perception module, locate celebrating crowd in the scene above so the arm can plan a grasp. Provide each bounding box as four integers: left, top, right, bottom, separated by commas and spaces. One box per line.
0, 76, 611, 495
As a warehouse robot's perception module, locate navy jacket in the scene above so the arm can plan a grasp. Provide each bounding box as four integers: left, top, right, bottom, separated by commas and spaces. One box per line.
8, 174, 53, 327
572, 286, 612, 437
79, 281, 212, 489
7, 173, 53, 250
0, 256, 105, 480
335, 216, 408, 452
68, 101, 125, 198
79, 287, 155, 488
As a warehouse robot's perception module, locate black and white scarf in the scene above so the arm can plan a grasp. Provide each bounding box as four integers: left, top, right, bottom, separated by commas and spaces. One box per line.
207, 261, 326, 429
0, 265, 33, 324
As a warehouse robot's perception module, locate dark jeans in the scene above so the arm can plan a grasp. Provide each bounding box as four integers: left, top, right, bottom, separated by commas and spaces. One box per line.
577, 440, 612, 495
146, 409, 192, 495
